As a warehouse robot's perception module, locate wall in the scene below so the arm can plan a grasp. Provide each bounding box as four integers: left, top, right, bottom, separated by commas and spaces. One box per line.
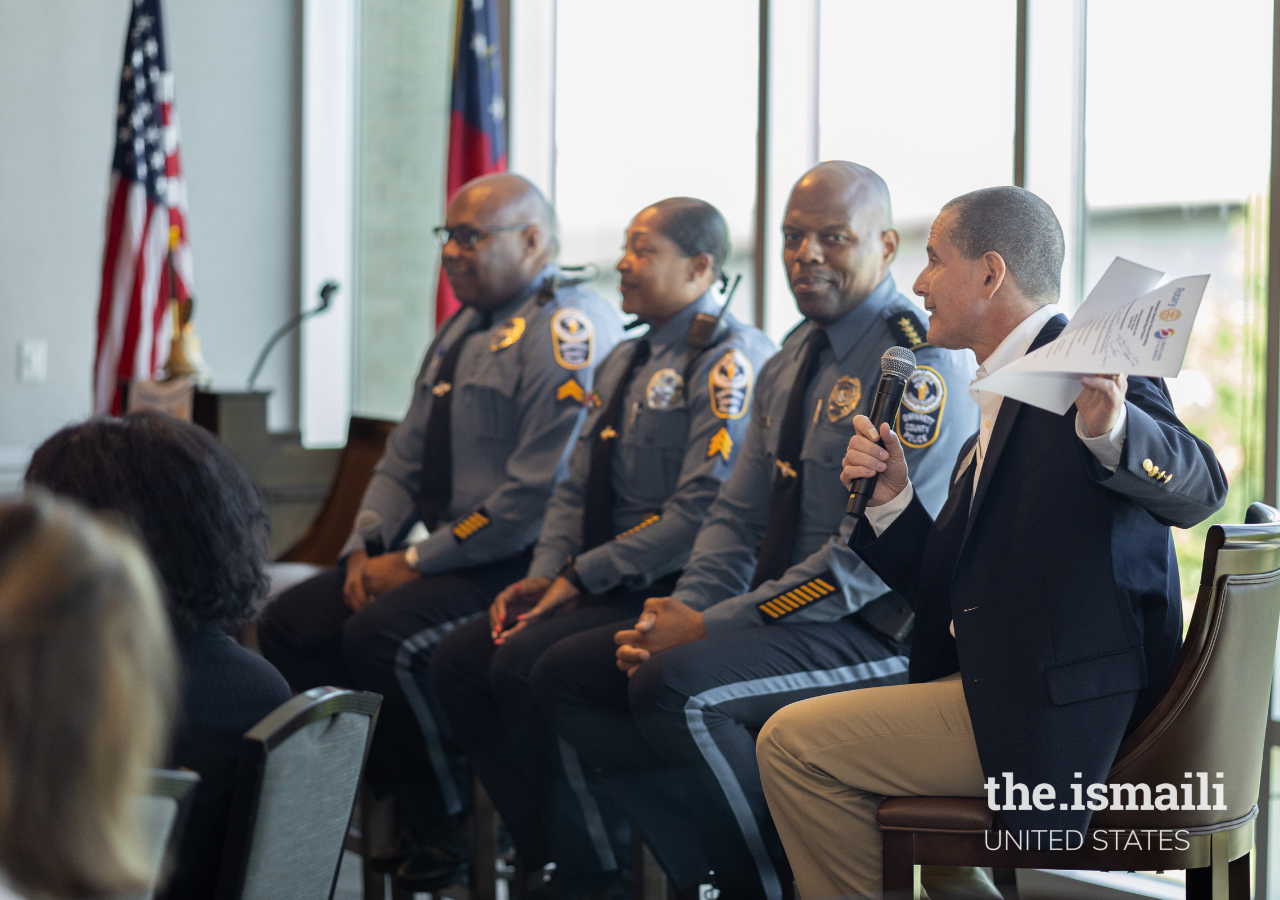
0, 0, 301, 488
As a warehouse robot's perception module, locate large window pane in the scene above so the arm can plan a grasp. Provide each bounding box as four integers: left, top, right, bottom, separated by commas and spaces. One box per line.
1084, 0, 1272, 608
807, 0, 1017, 338
554, 2, 759, 325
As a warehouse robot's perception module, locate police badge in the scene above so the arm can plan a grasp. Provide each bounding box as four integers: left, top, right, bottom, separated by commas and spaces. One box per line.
826, 375, 862, 423
490, 317, 525, 351
551, 308, 594, 370
898, 365, 946, 448
709, 349, 752, 419
646, 368, 684, 410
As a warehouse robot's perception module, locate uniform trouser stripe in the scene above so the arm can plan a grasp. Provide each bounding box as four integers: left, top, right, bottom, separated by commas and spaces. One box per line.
557, 737, 619, 871
682, 654, 911, 900
395, 612, 485, 816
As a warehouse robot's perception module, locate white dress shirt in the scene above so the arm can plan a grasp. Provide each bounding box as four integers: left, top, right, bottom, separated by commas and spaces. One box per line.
865, 302, 1128, 533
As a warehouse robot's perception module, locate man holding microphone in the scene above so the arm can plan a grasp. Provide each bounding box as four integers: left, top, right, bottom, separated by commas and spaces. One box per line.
757, 186, 1227, 898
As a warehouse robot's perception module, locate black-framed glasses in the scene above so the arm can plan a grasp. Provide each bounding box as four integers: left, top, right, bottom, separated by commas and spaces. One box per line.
433, 223, 532, 250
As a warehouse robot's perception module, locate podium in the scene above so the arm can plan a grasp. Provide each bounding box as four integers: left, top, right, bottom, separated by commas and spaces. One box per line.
192, 390, 342, 558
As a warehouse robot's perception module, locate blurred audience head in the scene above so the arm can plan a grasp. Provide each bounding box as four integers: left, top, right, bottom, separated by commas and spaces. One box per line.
441, 172, 558, 310
0, 492, 177, 897
617, 197, 727, 326
25, 412, 271, 635
783, 161, 899, 326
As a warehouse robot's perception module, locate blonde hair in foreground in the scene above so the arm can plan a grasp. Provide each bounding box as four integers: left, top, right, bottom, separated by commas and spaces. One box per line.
0, 493, 177, 898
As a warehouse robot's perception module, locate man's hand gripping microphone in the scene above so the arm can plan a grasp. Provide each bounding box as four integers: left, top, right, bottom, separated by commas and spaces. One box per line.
846, 347, 916, 517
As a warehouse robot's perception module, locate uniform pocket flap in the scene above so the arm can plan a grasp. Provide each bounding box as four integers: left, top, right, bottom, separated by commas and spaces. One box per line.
1044, 646, 1147, 706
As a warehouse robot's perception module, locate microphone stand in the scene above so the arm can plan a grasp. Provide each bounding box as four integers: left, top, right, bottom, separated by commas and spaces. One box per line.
247, 280, 339, 390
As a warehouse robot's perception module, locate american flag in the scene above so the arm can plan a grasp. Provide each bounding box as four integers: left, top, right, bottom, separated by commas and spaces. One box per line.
436, 0, 507, 325
95, 0, 193, 415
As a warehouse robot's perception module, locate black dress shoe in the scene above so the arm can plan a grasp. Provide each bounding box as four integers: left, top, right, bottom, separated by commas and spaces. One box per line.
394, 840, 469, 892
366, 826, 419, 874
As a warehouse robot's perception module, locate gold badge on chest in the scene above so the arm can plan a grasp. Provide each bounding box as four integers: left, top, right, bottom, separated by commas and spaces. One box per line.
826, 375, 862, 422
491, 317, 526, 351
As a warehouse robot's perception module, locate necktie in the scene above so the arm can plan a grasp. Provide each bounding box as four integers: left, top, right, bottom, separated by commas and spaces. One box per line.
750, 328, 829, 589
416, 310, 492, 529
582, 339, 651, 550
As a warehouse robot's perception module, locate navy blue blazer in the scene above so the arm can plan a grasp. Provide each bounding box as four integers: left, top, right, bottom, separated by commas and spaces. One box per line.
850, 314, 1227, 833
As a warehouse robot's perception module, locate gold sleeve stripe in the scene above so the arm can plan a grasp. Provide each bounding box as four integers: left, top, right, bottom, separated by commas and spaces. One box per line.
615, 513, 661, 540
451, 511, 491, 541
756, 574, 840, 620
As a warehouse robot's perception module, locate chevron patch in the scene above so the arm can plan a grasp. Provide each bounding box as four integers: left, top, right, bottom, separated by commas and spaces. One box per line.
557, 378, 586, 403
707, 426, 733, 461
615, 513, 660, 540
757, 573, 839, 620
451, 509, 491, 542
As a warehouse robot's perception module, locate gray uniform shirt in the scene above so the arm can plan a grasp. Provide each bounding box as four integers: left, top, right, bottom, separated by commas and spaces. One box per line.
529, 291, 777, 594
340, 265, 625, 574
671, 275, 981, 632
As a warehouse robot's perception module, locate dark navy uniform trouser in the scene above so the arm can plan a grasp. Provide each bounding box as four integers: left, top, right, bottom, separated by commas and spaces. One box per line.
531, 615, 910, 900
429, 575, 679, 881
256, 551, 531, 823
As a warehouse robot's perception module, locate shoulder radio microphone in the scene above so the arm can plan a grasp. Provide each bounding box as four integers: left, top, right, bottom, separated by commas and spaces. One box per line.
846, 346, 917, 518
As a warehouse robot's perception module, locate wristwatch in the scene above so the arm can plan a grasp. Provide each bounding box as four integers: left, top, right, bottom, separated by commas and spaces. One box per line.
557, 558, 587, 594
404, 545, 419, 568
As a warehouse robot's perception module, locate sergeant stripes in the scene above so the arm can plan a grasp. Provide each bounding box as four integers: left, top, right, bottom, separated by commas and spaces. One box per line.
757, 575, 838, 620
615, 513, 660, 540
451, 510, 491, 541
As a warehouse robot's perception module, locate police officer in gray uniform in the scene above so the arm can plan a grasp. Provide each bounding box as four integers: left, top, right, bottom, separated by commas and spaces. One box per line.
258, 173, 624, 889
430, 198, 775, 899
532, 163, 980, 900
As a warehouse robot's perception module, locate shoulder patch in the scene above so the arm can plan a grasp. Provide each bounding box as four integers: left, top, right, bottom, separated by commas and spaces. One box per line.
709, 348, 753, 419
757, 571, 840, 621
551, 307, 595, 370
887, 308, 931, 352
646, 368, 684, 410
451, 508, 491, 542
491, 316, 525, 351
897, 365, 946, 449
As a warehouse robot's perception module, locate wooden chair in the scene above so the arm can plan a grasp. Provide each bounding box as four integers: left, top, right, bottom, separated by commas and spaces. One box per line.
214, 687, 381, 900
277, 417, 397, 567
877, 502, 1280, 899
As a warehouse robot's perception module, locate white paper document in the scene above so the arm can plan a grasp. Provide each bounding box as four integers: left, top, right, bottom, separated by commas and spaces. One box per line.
975, 257, 1209, 414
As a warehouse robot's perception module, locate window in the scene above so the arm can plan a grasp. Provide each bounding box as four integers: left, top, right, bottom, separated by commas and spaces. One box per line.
551, 1, 760, 327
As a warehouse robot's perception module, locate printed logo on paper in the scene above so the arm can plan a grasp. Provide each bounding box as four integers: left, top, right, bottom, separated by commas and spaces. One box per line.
1154, 328, 1175, 340
709, 349, 753, 419
1158, 308, 1181, 322
551, 308, 594, 370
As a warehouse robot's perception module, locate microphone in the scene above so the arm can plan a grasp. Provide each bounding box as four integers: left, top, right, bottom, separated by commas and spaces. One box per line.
355, 509, 385, 558
246, 280, 339, 389
846, 347, 917, 517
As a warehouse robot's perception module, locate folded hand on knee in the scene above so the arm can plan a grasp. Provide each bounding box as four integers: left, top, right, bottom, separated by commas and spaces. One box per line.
614, 596, 708, 677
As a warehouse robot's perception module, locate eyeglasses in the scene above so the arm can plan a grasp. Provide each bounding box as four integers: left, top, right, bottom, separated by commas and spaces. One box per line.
433, 223, 532, 250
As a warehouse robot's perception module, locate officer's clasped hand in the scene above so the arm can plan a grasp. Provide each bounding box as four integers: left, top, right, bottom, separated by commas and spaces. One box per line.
489, 577, 552, 642
493, 576, 580, 645
840, 415, 909, 508
1077, 373, 1128, 438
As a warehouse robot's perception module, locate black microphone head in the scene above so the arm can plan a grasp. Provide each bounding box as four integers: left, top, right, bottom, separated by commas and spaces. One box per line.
880, 346, 916, 380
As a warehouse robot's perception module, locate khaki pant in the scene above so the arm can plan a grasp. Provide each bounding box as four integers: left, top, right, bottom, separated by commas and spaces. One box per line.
757, 673, 1000, 899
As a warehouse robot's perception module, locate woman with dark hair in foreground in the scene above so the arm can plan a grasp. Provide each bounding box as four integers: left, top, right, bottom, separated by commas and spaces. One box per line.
0, 493, 176, 899
25, 412, 292, 900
